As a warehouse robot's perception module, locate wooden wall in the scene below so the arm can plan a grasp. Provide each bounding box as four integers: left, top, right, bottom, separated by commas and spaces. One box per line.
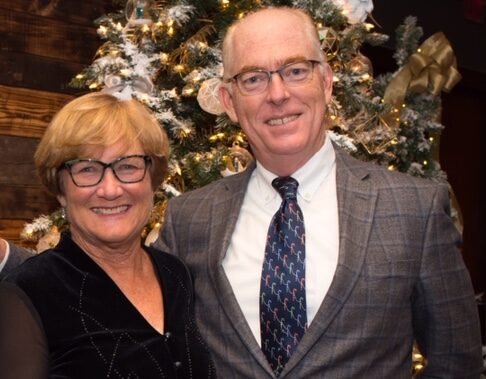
0, 0, 116, 246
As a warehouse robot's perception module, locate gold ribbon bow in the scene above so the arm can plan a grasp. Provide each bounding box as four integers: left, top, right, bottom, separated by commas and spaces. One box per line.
383, 32, 462, 128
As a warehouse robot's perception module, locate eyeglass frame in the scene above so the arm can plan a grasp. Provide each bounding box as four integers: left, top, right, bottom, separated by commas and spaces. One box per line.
62, 154, 152, 187
223, 59, 322, 95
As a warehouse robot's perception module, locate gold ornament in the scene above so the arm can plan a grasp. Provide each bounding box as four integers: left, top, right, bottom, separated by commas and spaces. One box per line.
197, 77, 225, 115
383, 32, 461, 129
144, 222, 162, 246
412, 344, 426, 378
36, 226, 60, 253
220, 143, 253, 177
350, 111, 397, 155
346, 53, 373, 77
318, 27, 339, 61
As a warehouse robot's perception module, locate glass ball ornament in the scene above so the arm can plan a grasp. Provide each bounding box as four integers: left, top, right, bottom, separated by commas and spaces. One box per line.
125, 0, 155, 26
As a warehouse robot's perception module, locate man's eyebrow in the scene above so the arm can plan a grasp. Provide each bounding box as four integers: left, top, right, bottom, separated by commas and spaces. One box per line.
236, 56, 310, 73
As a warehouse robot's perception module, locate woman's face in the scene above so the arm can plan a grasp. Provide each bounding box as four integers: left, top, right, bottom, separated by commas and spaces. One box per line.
57, 140, 154, 251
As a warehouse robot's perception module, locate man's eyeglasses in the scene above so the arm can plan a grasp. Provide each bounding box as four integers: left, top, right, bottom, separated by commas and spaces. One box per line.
224, 59, 321, 95
63, 155, 151, 187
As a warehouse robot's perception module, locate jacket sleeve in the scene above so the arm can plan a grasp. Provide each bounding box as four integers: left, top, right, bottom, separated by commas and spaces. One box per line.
413, 184, 483, 378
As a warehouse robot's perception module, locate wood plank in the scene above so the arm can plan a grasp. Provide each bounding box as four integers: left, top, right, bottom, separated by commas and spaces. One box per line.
0, 136, 39, 186
0, 0, 117, 26
0, 7, 102, 63
0, 184, 58, 219
0, 85, 73, 138
0, 51, 88, 94
0, 219, 37, 249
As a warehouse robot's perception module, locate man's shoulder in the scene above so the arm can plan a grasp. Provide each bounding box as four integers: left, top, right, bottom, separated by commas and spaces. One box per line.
169, 167, 252, 204
335, 146, 443, 191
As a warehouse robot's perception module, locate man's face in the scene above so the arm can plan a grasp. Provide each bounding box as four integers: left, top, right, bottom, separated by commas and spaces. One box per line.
219, 9, 333, 175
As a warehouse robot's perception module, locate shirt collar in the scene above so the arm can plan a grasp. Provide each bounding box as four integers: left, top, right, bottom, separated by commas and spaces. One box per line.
255, 133, 336, 204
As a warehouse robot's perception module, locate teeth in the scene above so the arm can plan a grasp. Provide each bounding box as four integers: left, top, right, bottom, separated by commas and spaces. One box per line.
93, 206, 128, 215
267, 115, 298, 125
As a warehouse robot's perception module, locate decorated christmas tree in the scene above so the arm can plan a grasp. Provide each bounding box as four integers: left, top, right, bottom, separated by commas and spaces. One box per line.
22, 0, 461, 252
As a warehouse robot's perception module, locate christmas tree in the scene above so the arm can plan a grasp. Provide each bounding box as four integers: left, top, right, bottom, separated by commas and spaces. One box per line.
22, 0, 461, 251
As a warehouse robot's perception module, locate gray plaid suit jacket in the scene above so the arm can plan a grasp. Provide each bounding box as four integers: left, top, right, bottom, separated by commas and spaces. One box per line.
155, 146, 482, 378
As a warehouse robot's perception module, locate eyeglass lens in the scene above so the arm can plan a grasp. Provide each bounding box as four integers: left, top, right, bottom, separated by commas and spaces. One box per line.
67, 155, 149, 187
236, 60, 317, 94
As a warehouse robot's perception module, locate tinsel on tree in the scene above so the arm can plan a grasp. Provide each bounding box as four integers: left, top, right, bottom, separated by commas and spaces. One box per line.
22, 0, 461, 247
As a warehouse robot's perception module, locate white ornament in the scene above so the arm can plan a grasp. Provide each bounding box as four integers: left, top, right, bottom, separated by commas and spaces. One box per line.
331, 0, 373, 24
102, 76, 154, 101
197, 78, 225, 115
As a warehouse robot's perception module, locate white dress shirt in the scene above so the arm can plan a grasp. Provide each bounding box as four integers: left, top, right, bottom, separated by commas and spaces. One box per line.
223, 135, 339, 345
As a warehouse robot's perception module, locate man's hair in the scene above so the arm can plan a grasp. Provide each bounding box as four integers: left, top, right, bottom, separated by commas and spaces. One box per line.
221, 6, 323, 72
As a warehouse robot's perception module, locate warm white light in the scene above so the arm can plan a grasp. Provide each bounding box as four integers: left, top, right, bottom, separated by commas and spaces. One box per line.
364, 23, 374, 31
98, 25, 107, 35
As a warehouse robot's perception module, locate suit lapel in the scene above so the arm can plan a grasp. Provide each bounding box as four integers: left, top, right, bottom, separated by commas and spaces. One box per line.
282, 147, 379, 376
206, 163, 274, 374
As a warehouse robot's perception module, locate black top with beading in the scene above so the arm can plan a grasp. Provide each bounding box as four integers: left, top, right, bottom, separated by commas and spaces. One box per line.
0, 232, 216, 379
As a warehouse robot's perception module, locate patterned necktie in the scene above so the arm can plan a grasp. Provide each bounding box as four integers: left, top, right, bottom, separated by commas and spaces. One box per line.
260, 176, 307, 376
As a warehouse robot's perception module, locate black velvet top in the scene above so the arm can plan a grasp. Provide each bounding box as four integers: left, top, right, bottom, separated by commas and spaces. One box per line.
0, 232, 216, 379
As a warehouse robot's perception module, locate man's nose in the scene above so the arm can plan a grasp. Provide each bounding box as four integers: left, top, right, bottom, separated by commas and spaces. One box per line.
266, 73, 290, 103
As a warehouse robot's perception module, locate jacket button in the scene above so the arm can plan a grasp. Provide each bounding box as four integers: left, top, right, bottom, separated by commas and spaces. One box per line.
174, 361, 182, 369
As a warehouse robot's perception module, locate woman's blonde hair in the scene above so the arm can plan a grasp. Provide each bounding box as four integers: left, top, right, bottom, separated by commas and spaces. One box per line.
35, 92, 169, 195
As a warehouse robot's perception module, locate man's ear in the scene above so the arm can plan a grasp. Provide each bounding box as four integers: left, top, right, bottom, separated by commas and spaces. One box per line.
219, 84, 239, 123
322, 62, 334, 105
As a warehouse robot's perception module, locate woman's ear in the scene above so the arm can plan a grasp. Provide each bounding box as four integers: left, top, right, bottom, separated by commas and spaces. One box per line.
57, 194, 67, 208
56, 170, 67, 207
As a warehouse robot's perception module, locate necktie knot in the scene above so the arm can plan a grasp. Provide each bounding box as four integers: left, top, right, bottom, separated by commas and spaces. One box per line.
272, 176, 299, 201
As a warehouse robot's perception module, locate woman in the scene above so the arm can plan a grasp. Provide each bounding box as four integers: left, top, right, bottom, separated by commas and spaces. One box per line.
0, 92, 216, 378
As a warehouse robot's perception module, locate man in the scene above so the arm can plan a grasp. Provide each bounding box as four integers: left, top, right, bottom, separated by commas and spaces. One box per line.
156, 7, 482, 378
2, 7, 482, 378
